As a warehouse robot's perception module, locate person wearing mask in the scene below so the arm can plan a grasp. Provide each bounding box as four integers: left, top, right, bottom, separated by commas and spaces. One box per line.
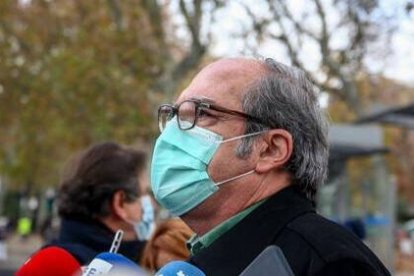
150, 58, 390, 275
47, 142, 154, 265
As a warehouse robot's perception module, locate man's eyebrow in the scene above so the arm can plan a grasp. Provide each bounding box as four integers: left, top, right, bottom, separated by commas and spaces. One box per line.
188, 96, 216, 104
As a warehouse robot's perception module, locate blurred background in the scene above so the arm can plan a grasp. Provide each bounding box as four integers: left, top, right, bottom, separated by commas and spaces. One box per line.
0, 0, 413, 274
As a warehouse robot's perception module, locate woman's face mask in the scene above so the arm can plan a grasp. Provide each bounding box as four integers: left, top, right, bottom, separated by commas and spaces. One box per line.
126, 195, 155, 241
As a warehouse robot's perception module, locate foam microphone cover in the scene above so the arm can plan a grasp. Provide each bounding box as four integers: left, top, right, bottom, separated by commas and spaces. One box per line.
155, 260, 206, 276
82, 252, 147, 275
16, 246, 81, 276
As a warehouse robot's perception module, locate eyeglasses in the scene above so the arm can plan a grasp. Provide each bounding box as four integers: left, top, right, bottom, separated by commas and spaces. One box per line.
158, 99, 269, 132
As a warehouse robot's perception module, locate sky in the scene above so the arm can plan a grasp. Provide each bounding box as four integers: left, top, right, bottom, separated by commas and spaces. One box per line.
19, 0, 414, 86
181, 0, 414, 86
383, 12, 414, 85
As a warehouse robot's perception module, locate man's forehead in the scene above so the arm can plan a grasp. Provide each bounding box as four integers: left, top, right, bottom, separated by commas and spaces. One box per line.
201, 58, 265, 79
176, 58, 266, 105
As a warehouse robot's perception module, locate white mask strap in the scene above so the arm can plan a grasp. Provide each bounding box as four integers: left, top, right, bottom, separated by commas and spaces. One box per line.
216, 170, 255, 186
219, 130, 267, 144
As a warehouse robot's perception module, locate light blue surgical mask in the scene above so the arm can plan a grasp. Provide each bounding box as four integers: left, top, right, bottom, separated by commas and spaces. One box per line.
133, 195, 155, 241
150, 120, 265, 216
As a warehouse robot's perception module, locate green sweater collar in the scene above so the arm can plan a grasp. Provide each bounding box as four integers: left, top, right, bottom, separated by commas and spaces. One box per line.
187, 200, 265, 255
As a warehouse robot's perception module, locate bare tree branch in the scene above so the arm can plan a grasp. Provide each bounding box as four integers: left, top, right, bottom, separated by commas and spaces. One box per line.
179, 0, 203, 49
275, 0, 318, 41
143, 0, 211, 101
241, 0, 369, 114
407, 1, 414, 15
166, 0, 205, 97
241, 1, 344, 99
266, 1, 305, 69
313, 0, 363, 115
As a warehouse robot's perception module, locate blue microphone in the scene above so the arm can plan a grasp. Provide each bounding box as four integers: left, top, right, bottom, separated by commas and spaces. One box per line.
82, 252, 147, 275
82, 230, 147, 275
155, 261, 205, 276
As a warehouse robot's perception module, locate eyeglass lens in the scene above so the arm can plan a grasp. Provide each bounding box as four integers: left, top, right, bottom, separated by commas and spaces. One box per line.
158, 101, 198, 132
158, 105, 174, 132
177, 101, 197, 130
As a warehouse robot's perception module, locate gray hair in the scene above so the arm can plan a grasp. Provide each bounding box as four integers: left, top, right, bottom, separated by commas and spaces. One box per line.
237, 58, 329, 203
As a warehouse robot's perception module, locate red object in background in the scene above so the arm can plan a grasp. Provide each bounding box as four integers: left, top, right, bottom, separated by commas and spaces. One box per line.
15, 246, 81, 276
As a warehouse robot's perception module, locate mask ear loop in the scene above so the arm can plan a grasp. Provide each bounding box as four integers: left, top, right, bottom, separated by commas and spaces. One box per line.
218, 130, 267, 144
215, 130, 267, 185
216, 170, 256, 186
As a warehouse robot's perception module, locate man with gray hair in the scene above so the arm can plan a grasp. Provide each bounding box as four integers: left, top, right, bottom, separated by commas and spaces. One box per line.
150, 57, 390, 275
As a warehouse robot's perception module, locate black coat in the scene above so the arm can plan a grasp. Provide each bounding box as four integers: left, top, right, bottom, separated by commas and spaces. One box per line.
47, 218, 146, 265
189, 186, 390, 276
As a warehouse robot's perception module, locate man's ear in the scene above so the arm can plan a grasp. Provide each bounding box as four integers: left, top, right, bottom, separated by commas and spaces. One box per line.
111, 190, 128, 221
255, 129, 293, 174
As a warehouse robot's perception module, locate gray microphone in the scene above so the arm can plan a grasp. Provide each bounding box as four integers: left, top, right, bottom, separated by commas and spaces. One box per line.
239, 245, 294, 276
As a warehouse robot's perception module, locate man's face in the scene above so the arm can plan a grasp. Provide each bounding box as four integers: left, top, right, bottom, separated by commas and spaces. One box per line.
176, 58, 265, 189
123, 197, 142, 224
121, 176, 145, 226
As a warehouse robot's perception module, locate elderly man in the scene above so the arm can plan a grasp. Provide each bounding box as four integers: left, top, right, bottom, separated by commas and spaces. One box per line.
150, 58, 390, 275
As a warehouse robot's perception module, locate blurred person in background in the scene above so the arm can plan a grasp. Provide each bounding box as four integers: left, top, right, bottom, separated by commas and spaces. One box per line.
17, 216, 32, 241
140, 218, 193, 272
0, 216, 8, 260
45, 142, 154, 265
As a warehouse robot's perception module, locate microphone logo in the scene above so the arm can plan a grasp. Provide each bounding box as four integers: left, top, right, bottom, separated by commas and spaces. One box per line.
158, 271, 187, 276
155, 260, 205, 276
82, 259, 113, 275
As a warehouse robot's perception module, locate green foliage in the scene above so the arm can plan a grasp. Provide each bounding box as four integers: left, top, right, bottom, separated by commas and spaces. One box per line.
0, 0, 166, 191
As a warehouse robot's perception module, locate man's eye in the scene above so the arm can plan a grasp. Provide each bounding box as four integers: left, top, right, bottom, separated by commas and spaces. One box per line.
198, 108, 215, 118
196, 108, 220, 127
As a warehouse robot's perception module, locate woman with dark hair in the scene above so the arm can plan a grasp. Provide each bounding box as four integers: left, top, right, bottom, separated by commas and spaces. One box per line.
47, 142, 153, 265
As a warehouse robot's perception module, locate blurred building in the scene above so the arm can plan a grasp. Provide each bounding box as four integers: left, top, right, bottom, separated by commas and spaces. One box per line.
320, 124, 395, 272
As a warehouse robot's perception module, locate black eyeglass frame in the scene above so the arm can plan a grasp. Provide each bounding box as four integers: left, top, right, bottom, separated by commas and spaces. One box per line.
158, 99, 270, 132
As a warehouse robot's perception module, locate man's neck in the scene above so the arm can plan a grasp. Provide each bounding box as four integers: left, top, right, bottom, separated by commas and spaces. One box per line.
182, 172, 291, 235
182, 199, 242, 236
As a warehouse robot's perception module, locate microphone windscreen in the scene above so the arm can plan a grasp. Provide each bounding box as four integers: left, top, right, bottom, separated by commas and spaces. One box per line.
82, 252, 147, 276
155, 261, 205, 276
16, 246, 81, 276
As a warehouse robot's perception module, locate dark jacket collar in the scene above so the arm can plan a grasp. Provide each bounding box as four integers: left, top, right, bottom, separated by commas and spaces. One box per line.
48, 217, 145, 265
189, 186, 315, 275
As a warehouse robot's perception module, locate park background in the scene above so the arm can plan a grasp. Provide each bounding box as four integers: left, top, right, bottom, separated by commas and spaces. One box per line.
0, 0, 414, 274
